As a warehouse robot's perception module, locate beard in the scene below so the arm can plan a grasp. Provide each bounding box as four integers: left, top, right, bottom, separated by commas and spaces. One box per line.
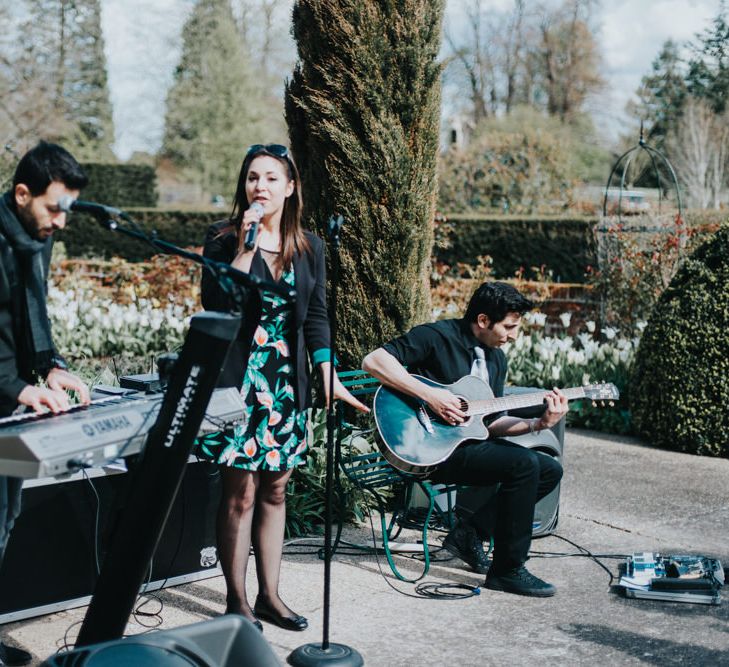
16, 202, 47, 240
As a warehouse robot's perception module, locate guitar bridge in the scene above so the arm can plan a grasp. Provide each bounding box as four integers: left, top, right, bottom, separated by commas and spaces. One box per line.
417, 405, 434, 434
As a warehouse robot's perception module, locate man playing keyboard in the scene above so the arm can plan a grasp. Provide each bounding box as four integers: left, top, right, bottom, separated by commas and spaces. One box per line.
0, 142, 90, 666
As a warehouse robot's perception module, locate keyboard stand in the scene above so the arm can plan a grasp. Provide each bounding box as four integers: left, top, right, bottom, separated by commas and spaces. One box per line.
75, 311, 241, 647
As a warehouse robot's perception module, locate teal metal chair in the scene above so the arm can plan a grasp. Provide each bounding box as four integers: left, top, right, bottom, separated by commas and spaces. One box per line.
332, 369, 459, 583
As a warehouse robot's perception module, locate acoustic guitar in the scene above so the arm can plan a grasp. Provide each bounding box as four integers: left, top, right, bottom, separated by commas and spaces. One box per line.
373, 375, 619, 476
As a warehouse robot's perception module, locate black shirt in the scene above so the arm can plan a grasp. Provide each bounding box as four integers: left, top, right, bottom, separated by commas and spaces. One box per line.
382, 318, 507, 399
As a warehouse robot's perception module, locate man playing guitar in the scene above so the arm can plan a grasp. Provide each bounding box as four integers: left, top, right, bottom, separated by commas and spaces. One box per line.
363, 281, 568, 597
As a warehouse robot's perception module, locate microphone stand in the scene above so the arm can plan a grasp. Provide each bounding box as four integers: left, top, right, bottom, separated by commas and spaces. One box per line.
289, 216, 363, 667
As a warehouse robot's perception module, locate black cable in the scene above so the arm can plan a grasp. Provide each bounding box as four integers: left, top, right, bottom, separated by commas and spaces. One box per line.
130, 560, 164, 630
542, 533, 618, 586
81, 469, 102, 575
414, 582, 482, 599
130, 472, 188, 629
113, 396, 164, 460
57, 619, 83, 654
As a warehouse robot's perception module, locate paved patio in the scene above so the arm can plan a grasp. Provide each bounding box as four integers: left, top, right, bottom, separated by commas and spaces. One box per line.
4, 428, 729, 665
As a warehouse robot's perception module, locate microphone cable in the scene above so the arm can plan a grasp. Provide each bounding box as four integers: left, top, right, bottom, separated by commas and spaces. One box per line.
362, 503, 481, 601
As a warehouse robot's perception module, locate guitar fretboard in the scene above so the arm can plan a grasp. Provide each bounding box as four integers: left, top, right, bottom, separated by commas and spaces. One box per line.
465, 386, 586, 417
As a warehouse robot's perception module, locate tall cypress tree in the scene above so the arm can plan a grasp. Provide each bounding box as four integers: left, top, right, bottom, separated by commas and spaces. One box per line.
161, 0, 263, 199
285, 0, 444, 367
630, 40, 688, 148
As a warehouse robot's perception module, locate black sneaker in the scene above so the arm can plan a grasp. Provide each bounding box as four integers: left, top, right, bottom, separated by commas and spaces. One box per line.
442, 520, 490, 574
485, 566, 556, 597
0, 642, 32, 666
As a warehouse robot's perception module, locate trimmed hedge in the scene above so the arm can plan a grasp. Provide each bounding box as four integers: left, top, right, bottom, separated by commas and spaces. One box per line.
629, 223, 729, 457
60, 209, 727, 272
59, 209, 221, 259
81, 163, 158, 207
439, 214, 597, 282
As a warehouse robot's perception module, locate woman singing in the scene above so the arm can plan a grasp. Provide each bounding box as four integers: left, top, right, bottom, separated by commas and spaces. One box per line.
197, 144, 367, 632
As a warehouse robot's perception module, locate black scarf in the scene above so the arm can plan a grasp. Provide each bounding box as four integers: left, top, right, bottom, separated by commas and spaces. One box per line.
0, 191, 55, 373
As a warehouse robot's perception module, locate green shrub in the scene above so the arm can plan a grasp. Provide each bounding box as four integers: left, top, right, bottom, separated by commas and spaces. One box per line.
438, 127, 574, 215
287, 408, 384, 537
438, 214, 596, 282
629, 223, 729, 457
81, 163, 158, 207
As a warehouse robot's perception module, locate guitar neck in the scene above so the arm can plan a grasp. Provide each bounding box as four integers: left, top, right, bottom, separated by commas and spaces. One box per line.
467, 386, 586, 417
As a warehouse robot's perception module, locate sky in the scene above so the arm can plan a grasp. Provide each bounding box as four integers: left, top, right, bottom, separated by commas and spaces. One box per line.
101, 0, 721, 160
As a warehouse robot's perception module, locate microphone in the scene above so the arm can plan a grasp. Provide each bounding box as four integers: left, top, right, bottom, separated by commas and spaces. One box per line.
57, 195, 123, 218
244, 202, 265, 251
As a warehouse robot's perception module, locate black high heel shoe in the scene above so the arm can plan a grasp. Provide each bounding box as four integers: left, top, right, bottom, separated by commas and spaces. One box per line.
253, 597, 308, 631
224, 607, 263, 632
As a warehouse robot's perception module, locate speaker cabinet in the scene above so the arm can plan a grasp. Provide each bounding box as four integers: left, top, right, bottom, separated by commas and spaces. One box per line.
40, 615, 279, 667
0, 461, 221, 623
504, 386, 565, 537
503, 420, 563, 537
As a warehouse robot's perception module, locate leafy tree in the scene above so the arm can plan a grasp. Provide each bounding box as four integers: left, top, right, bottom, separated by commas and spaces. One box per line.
686, 7, 729, 114
160, 0, 264, 199
285, 0, 444, 367
629, 40, 688, 147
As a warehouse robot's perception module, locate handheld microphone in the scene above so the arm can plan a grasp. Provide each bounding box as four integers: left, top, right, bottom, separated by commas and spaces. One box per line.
57, 195, 123, 218
244, 202, 265, 251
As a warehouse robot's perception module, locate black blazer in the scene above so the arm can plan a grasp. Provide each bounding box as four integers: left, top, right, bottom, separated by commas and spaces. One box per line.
201, 222, 331, 411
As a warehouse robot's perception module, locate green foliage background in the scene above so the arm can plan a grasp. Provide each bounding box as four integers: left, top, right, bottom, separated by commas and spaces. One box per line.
438, 108, 610, 215
160, 0, 263, 199
285, 0, 444, 368
630, 224, 729, 457
81, 163, 158, 207
440, 214, 595, 282
59, 209, 726, 277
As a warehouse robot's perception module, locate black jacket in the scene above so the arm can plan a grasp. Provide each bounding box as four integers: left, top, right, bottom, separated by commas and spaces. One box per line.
0, 199, 57, 416
201, 222, 331, 411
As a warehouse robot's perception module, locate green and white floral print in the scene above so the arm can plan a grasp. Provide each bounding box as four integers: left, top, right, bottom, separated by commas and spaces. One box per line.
197, 266, 308, 471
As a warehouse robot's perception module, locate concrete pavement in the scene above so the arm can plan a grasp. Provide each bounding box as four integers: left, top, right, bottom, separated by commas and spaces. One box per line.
4, 428, 729, 665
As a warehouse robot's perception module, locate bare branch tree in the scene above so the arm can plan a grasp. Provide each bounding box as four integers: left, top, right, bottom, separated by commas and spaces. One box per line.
443, 0, 494, 125
667, 97, 728, 209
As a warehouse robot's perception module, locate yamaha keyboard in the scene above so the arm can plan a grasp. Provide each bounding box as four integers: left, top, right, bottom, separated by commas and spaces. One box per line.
0, 387, 245, 479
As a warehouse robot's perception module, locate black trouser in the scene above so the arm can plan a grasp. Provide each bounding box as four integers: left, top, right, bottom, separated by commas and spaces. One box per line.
430, 438, 563, 574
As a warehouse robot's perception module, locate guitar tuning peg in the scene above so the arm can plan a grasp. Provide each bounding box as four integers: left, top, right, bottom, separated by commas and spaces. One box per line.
609, 401, 615, 407
592, 400, 597, 407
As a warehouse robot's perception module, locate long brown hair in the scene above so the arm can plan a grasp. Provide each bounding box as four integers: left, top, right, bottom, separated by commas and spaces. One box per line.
226, 145, 310, 271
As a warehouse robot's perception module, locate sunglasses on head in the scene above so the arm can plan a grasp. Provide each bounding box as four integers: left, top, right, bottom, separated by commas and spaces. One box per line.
247, 144, 290, 158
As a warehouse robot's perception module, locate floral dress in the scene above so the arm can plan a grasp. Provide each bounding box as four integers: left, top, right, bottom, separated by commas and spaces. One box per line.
196, 262, 308, 471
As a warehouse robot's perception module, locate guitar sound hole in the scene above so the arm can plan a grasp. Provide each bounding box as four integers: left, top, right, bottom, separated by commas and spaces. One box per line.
458, 398, 469, 413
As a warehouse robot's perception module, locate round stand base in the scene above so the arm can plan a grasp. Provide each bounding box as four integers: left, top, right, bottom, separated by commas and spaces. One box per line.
288, 642, 363, 667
